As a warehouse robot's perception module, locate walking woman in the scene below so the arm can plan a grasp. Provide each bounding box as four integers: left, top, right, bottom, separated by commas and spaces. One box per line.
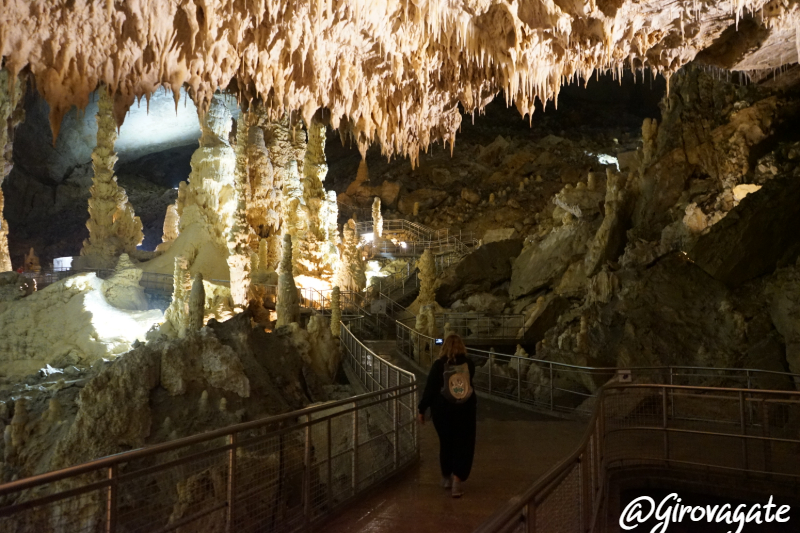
417, 334, 477, 498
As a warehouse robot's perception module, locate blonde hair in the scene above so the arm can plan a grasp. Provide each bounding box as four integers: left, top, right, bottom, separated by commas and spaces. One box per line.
439, 334, 466, 363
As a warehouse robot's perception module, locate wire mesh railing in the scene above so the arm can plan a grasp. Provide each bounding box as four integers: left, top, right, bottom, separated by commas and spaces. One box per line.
0, 321, 417, 533
474, 384, 800, 533
395, 320, 800, 416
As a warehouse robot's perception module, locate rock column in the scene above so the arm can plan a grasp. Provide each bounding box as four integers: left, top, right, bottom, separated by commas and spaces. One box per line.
276, 234, 300, 327
0, 70, 23, 272
78, 86, 144, 269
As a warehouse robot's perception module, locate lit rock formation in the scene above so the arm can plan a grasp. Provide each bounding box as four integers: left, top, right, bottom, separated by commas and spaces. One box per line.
162, 256, 193, 338
4, 1, 797, 166
372, 197, 383, 242
188, 274, 206, 332
0, 69, 23, 272
156, 202, 180, 252
330, 286, 341, 338
141, 95, 235, 282
76, 86, 144, 270
101, 254, 149, 311
22, 248, 40, 273
226, 112, 254, 307
336, 220, 366, 293
276, 234, 300, 328
416, 248, 437, 308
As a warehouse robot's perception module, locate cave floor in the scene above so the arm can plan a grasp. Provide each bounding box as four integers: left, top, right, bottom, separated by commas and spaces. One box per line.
318, 341, 586, 533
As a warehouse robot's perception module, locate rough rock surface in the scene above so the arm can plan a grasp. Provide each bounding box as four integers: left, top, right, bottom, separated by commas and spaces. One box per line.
689, 175, 800, 286
101, 253, 149, 311
436, 238, 522, 305
510, 220, 597, 299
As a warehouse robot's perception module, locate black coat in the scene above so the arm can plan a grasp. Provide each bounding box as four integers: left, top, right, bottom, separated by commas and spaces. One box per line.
418, 354, 477, 480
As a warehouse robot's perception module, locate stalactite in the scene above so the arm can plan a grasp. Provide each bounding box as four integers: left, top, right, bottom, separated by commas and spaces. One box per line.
188, 273, 206, 331
330, 285, 341, 338
77, 85, 144, 270
276, 233, 300, 327
0, 69, 23, 272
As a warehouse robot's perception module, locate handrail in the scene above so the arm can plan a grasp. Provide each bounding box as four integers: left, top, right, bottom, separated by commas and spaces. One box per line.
395, 319, 800, 415
474, 383, 800, 533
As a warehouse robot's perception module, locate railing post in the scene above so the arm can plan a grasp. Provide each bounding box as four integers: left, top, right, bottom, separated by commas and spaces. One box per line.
352, 404, 360, 494
739, 391, 748, 472
488, 353, 493, 394
662, 387, 669, 463
106, 465, 118, 533
226, 434, 236, 533
525, 503, 536, 533
517, 360, 522, 403
327, 418, 333, 509
549, 363, 554, 411
303, 425, 312, 526
393, 393, 400, 468
761, 399, 772, 471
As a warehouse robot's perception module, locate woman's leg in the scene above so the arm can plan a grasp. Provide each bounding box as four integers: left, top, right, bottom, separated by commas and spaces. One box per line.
451, 407, 477, 481
432, 414, 454, 478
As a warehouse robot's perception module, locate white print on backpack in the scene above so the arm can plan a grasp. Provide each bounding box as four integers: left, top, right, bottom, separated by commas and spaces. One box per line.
620, 493, 790, 533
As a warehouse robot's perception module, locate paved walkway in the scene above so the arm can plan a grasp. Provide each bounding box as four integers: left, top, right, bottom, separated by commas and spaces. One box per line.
319, 342, 587, 533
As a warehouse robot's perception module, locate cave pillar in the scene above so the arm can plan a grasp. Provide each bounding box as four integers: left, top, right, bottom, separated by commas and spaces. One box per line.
0, 69, 24, 272
227, 111, 253, 307
417, 248, 436, 308
77, 85, 143, 269
276, 233, 300, 327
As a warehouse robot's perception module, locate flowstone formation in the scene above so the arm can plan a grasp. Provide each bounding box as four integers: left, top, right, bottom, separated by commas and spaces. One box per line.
142, 96, 236, 282
2, 1, 798, 166
372, 197, 383, 243
75, 86, 144, 270
0, 69, 24, 272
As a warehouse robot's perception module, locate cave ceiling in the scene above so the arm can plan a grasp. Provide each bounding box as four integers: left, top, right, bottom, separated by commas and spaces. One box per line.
1, 0, 798, 164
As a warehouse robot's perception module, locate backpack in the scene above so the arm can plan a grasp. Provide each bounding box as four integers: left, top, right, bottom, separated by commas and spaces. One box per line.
441, 360, 473, 404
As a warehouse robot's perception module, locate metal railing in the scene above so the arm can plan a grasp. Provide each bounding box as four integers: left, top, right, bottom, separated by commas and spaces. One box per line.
396, 321, 800, 415
0, 321, 417, 533
475, 383, 800, 533
433, 313, 525, 341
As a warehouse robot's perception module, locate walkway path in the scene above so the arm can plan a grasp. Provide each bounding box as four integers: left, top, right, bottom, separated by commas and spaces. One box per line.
319, 341, 586, 533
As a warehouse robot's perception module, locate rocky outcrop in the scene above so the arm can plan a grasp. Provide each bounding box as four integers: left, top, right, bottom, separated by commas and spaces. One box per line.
436, 238, 523, 304
510, 220, 597, 299
397, 189, 448, 216
689, 175, 800, 286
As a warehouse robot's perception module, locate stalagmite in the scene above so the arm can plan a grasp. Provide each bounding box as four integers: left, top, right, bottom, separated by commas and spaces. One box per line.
77, 86, 144, 270
372, 197, 383, 242
23, 248, 40, 273
158, 203, 180, 250
188, 274, 206, 331
417, 249, 436, 308
163, 256, 193, 337
0, 69, 23, 273
330, 286, 341, 338
276, 234, 300, 328
227, 112, 253, 307
336, 220, 366, 293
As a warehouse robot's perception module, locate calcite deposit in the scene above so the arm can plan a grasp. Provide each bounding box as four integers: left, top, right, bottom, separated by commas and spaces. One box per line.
75, 86, 144, 270
0, 70, 24, 273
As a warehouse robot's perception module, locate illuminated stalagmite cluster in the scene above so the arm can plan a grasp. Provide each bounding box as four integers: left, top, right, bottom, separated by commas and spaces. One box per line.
0, 0, 796, 167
